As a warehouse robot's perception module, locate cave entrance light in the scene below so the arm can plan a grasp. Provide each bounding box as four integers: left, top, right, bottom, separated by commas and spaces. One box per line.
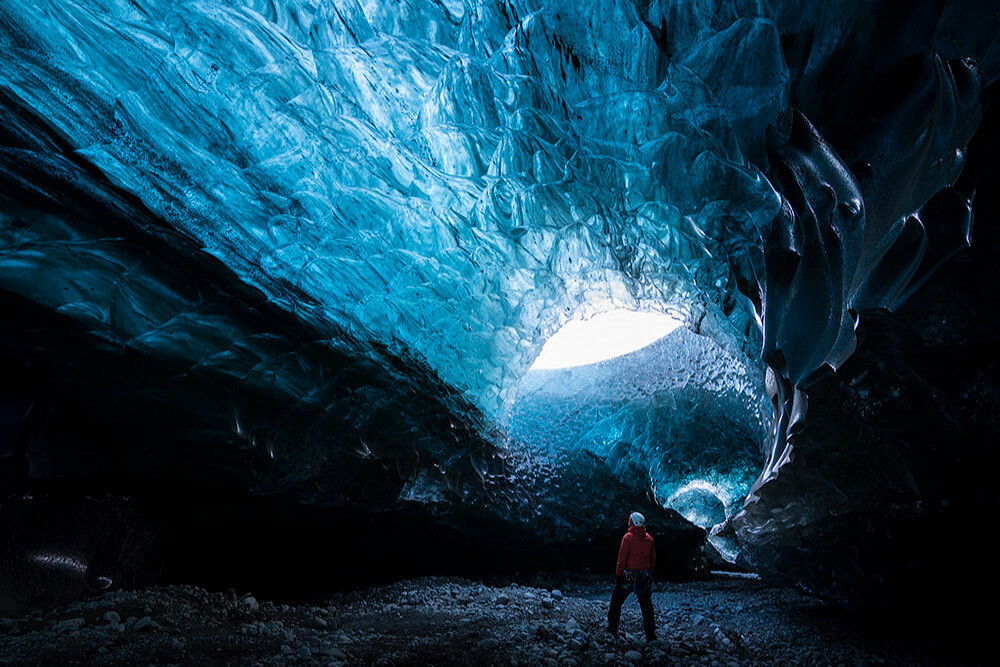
512, 306, 767, 564
530, 309, 683, 370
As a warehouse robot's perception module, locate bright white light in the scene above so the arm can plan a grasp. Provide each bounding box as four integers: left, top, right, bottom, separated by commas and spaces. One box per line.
531, 309, 682, 370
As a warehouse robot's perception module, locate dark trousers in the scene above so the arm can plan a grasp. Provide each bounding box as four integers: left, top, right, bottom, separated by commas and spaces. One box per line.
608, 572, 655, 640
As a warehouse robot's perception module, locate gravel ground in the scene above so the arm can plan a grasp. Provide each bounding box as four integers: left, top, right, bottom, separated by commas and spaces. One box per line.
0, 572, 982, 665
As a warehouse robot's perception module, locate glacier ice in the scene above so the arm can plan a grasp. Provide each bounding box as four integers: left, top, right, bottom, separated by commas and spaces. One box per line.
1, 0, 999, 609
510, 325, 767, 532
0, 0, 777, 419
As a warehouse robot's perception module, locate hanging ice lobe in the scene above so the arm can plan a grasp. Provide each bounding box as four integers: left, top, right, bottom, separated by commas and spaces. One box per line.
729, 3, 999, 608
1, 0, 999, 610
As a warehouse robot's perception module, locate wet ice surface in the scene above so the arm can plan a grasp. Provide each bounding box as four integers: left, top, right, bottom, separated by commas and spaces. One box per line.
0, 574, 975, 665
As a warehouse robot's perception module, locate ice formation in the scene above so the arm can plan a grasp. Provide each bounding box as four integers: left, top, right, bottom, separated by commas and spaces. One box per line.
1, 0, 999, 609
511, 325, 767, 529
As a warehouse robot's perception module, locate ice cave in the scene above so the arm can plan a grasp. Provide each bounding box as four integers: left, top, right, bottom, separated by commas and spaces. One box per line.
1, 0, 998, 663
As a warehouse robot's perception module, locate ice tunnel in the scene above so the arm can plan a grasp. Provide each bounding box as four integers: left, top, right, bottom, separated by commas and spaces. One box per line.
1, 0, 999, 615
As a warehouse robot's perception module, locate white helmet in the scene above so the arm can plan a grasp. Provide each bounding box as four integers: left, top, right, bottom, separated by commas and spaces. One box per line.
629, 511, 645, 527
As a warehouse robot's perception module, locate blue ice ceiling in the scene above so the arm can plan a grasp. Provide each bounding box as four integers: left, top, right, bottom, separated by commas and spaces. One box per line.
0, 0, 776, 418
2, 0, 998, 609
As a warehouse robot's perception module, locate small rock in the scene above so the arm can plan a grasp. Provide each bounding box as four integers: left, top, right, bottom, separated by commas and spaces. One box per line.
541, 598, 555, 609
103, 611, 120, 624
624, 650, 643, 662
280, 644, 292, 655
242, 596, 260, 611
478, 638, 501, 650
296, 646, 312, 659
496, 593, 511, 605
55, 618, 85, 633
551, 590, 563, 599
133, 616, 152, 631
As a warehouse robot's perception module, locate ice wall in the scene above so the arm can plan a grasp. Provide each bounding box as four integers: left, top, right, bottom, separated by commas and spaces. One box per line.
726, 2, 1000, 607
510, 326, 767, 529
2, 0, 999, 609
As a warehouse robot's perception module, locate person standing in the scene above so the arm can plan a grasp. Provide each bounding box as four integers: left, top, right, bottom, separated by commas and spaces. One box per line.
607, 511, 656, 641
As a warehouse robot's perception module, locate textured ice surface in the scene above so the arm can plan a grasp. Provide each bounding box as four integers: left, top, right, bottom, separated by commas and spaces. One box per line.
510, 326, 766, 528
0, 0, 781, 420
1, 0, 998, 607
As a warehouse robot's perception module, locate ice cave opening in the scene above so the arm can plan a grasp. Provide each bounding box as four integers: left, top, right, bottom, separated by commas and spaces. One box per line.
1, 3, 999, 653
510, 308, 768, 563
528, 309, 683, 370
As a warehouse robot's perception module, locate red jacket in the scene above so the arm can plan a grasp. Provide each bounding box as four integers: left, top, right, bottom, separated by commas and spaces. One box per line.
615, 525, 656, 576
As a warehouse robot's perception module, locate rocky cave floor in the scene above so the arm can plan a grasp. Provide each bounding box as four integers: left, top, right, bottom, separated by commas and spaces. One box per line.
0, 572, 982, 665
